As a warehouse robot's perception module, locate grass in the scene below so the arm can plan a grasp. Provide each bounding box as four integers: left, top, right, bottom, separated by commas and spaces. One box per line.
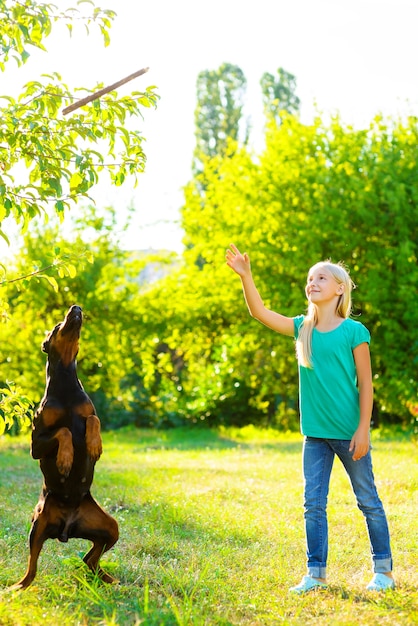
0, 425, 417, 625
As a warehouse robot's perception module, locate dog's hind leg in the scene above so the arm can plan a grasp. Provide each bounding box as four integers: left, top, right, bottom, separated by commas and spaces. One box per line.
74, 493, 119, 583
8, 499, 51, 590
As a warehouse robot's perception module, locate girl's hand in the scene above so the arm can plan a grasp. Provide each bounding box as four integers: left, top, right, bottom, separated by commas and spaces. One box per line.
226, 243, 251, 276
349, 427, 370, 461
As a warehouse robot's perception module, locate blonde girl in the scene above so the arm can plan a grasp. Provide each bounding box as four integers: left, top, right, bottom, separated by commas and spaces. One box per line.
226, 243, 394, 593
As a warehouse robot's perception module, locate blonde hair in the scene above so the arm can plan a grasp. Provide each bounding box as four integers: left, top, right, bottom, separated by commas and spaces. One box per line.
296, 260, 355, 368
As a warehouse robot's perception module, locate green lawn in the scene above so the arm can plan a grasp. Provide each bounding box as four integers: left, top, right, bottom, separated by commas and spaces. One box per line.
0, 426, 417, 625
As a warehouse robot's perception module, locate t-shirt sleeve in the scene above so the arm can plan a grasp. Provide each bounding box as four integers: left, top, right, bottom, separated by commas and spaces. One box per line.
351, 321, 371, 348
293, 315, 304, 339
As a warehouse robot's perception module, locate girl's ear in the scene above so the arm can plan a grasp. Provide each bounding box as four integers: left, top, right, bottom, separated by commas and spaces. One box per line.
337, 284, 345, 295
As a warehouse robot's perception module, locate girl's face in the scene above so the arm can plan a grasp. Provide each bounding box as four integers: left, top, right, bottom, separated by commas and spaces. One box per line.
305, 266, 344, 304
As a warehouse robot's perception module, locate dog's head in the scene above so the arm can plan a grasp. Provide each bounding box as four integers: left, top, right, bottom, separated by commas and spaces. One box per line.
42, 305, 83, 367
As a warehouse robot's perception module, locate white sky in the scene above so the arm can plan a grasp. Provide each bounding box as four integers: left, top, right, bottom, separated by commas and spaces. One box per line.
2, 0, 418, 254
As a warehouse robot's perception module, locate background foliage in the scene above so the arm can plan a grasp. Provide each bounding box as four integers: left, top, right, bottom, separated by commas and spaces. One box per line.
0, 5, 416, 434
0, 0, 158, 244
1, 113, 417, 432
181, 113, 418, 427
0, 0, 158, 432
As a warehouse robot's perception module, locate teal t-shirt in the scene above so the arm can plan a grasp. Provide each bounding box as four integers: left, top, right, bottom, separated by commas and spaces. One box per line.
293, 316, 371, 439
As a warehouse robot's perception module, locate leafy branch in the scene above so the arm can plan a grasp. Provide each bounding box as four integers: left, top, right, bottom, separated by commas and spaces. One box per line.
0, 250, 94, 291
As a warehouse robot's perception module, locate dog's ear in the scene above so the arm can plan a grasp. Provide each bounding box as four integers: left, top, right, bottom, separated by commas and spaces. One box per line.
42, 336, 50, 353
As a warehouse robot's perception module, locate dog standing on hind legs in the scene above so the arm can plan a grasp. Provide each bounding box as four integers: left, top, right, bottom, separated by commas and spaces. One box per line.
11, 305, 119, 590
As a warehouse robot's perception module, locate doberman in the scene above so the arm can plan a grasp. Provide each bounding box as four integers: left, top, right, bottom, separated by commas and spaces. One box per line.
11, 305, 119, 590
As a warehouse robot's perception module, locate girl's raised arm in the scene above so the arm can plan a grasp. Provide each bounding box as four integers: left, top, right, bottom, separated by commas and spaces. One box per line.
226, 244, 294, 336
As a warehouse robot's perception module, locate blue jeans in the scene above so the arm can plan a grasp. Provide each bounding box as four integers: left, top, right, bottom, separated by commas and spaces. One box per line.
302, 437, 392, 579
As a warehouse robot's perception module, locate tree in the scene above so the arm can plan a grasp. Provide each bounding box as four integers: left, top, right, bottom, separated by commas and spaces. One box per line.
0, 1, 158, 245
260, 67, 300, 123
0, 1, 159, 433
0, 205, 176, 431
4, 111, 417, 432
178, 113, 418, 427
192, 62, 248, 173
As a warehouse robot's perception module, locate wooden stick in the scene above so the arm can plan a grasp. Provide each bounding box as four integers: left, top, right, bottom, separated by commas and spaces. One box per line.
62, 67, 150, 115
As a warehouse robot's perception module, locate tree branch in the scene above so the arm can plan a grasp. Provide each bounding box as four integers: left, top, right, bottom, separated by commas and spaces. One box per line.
62, 67, 150, 115
0, 263, 60, 286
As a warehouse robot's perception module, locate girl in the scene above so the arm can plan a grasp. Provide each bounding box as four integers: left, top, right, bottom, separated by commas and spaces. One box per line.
225, 243, 394, 593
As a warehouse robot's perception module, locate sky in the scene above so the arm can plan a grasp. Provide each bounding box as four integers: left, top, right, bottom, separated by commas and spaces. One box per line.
2, 0, 418, 255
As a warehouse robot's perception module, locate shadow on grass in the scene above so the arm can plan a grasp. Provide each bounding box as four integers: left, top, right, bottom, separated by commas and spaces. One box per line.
327, 583, 413, 612
105, 425, 303, 454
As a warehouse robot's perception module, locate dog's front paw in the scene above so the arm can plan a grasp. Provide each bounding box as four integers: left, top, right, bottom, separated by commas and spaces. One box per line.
86, 414, 102, 461
56, 446, 74, 476
55, 428, 74, 476
87, 435, 102, 461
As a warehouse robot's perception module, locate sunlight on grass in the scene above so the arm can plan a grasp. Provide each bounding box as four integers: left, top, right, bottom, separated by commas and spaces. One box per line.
0, 427, 417, 624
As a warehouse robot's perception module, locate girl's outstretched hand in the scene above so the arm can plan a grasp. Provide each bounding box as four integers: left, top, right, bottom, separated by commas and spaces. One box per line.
226, 243, 250, 276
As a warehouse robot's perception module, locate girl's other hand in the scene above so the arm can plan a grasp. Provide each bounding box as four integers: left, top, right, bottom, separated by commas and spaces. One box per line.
226, 243, 251, 276
349, 428, 370, 461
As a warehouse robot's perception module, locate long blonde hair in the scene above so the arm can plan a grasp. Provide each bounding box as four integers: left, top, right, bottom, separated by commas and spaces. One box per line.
296, 260, 355, 368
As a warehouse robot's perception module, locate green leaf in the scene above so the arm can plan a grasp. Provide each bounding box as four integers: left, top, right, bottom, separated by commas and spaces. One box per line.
0, 230, 10, 245
40, 274, 59, 292
67, 264, 77, 278
69, 172, 83, 191
21, 50, 30, 64
48, 178, 63, 197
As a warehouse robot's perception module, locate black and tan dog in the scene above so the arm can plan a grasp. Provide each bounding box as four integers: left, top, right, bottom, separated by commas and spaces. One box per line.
11, 305, 118, 590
